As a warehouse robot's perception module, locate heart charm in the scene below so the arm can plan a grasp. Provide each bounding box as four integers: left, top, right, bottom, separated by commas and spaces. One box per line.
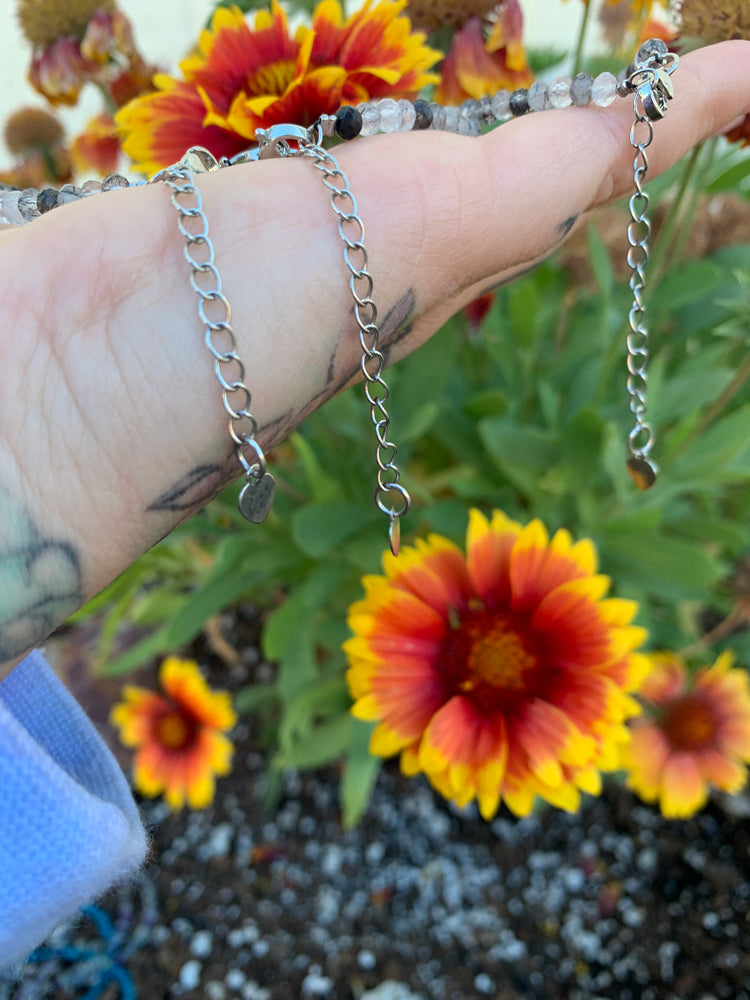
238, 472, 276, 523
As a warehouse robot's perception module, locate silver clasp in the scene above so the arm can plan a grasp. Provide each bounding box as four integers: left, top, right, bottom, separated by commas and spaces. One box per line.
621, 51, 679, 122
255, 123, 320, 159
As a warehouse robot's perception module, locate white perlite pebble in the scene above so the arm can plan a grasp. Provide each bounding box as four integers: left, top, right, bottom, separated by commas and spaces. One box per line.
179, 960, 202, 990
191, 929, 214, 957
361, 983, 428, 1000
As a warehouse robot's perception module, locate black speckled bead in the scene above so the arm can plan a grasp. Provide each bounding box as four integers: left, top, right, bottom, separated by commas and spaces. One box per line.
335, 105, 362, 140
509, 89, 529, 117
37, 187, 59, 213
412, 99, 433, 130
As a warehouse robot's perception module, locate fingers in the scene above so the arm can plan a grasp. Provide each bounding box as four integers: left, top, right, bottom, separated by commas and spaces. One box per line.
337, 39, 750, 328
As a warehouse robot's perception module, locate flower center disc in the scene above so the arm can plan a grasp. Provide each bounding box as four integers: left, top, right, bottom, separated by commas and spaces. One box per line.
156, 710, 193, 750
662, 695, 716, 752
466, 622, 536, 690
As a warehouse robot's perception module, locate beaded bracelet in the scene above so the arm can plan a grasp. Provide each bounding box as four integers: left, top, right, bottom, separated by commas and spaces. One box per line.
0, 40, 668, 226
0, 39, 678, 541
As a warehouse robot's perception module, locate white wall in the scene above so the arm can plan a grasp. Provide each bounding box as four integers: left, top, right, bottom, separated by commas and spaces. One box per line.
0, 0, 584, 165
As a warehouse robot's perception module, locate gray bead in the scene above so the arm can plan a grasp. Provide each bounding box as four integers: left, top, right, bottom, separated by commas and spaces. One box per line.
102, 173, 130, 190
636, 38, 668, 64
527, 80, 549, 112
475, 95, 493, 124
57, 190, 81, 205
18, 189, 41, 221
570, 73, 594, 107
490, 90, 511, 122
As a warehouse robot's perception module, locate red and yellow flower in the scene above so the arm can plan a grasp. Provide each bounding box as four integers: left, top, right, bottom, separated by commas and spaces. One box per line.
116, 0, 442, 176
71, 112, 121, 175
345, 509, 649, 819
110, 656, 236, 810
623, 651, 750, 818
434, 1, 533, 105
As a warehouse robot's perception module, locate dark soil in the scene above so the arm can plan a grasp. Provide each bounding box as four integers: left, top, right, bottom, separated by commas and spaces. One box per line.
3, 615, 750, 1000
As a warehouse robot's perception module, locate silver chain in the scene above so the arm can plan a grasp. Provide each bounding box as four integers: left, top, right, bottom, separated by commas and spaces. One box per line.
161, 161, 275, 524
621, 47, 678, 490
291, 138, 410, 556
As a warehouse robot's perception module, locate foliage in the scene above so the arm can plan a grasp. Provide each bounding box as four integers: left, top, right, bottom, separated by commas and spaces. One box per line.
73, 136, 750, 821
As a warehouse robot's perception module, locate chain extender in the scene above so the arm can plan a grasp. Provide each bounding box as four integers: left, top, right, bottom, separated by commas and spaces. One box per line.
620, 44, 679, 490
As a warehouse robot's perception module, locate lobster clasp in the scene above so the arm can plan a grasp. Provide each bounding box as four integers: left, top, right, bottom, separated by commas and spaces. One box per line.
622, 43, 679, 122
255, 124, 317, 159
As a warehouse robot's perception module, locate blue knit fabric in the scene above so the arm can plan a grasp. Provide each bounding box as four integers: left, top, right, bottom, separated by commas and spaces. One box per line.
0, 650, 148, 968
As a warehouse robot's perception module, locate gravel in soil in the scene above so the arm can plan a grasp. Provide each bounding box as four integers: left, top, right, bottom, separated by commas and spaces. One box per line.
3, 621, 750, 1000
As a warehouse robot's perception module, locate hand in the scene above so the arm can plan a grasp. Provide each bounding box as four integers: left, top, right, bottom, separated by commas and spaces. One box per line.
1, 39, 748, 677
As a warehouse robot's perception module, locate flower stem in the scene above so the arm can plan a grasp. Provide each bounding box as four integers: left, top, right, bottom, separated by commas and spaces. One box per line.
571, 0, 591, 77
668, 348, 750, 463
679, 605, 748, 660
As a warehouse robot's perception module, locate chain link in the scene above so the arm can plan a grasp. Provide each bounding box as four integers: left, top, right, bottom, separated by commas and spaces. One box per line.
161, 165, 275, 522
296, 142, 410, 555
622, 50, 678, 490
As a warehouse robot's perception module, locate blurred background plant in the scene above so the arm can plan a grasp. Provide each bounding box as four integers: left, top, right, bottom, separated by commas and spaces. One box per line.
3, 0, 750, 825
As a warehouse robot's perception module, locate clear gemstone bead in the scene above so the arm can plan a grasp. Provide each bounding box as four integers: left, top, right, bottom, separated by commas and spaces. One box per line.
429, 103, 446, 130
490, 90, 511, 121
527, 81, 549, 112
359, 103, 381, 136
0, 190, 23, 225
376, 98, 401, 133
443, 106, 460, 132
592, 71, 618, 108
397, 99, 416, 131
81, 179, 103, 194
548, 75, 572, 109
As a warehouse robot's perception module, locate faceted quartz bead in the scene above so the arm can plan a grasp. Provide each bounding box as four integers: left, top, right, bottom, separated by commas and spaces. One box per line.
491, 90, 511, 121
443, 106, 460, 132
81, 179, 103, 195
376, 98, 401, 133
397, 99, 416, 131
459, 99, 479, 135
429, 103, 447, 130
570, 73, 594, 107
592, 71, 618, 108
0, 189, 23, 225
548, 75, 572, 109
527, 80, 549, 112
359, 103, 381, 137
37, 187, 58, 213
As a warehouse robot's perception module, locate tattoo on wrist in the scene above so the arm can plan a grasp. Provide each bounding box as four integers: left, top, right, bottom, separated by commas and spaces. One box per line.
0, 491, 83, 661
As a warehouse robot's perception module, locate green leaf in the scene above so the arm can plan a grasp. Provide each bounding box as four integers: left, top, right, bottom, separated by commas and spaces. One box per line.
292, 502, 377, 558
165, 568, 265, 648
340, 719, 381, 828
96, 627, 169, 676
652, 368, 734, 425
278, 713, 352, 770
600, 530, 723, 599
706, 155, 750, 195
560, 409, 604, 488
587, 223, 614, 298
278, 674, 350, 753
478, 419, 557, 472
669, 405, 750, 485
234, 682, 278, 716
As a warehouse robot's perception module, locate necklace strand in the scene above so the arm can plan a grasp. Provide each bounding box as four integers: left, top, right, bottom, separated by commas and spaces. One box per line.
0, 40, 669, 227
